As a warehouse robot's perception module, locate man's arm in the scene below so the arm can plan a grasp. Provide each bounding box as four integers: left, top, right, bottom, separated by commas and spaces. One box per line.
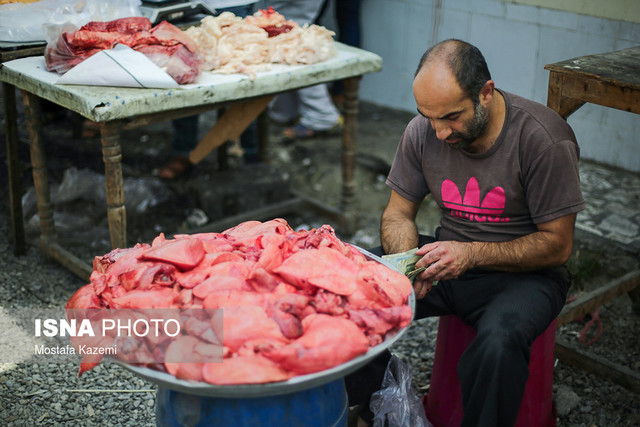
381, 191, 441, 299
380, 190, 422, 254
415, 213, 577, 282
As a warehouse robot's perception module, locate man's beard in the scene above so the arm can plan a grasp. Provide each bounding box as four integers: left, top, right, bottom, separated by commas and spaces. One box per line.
449, 103, 490, 151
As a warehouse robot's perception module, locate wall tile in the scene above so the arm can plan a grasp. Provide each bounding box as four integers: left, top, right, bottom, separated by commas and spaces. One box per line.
437, 7, 472, 42
406, 2, 435, 68
577, 14, 623, 40
470, 15, 539, 97
617, 20, 640, 43
505, 3, 539, 24
538, 7, 579, 30
361, 0, 409, 74
446, 0, 472, 13
470, 0, 506, 18
361, 70, 415, 112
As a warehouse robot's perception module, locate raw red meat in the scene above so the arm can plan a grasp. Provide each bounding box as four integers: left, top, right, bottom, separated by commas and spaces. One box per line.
274, 246, 360, 295
140, 237, 205, 271
45, 17, 201, 84
150, 20, 198, 53
65, 219, 413, 385
134, 43, 200, 85
203, 354, 290, 385
220, 305, 289, 352
81, 17, 152, 34
263, 314, 370, 375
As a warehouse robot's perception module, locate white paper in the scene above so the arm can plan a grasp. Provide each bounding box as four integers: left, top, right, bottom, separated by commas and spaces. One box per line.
56, 44, 178, 89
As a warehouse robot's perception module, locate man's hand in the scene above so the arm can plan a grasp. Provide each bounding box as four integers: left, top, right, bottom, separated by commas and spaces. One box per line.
410, 214, 577, 299
412, 276, 434, 299
412, 241, 473, 297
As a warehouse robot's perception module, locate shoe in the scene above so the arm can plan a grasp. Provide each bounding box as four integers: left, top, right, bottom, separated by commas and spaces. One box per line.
154, 155, 193, 180
282, 116, 344, 143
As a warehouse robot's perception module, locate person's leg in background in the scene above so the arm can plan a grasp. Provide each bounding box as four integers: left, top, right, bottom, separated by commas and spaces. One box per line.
156, 114, 199, 179
159, 3, 259, 178
267, 0, 342, 141
331, 0, 361, 110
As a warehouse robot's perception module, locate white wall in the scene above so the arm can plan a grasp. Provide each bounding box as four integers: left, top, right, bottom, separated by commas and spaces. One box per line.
351, 0, 640, 172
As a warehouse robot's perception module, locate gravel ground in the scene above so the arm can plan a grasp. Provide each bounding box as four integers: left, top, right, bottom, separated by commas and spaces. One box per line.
1, 99, 639, 426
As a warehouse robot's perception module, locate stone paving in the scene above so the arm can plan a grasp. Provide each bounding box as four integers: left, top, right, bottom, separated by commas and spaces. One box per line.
577, 161, 640, 253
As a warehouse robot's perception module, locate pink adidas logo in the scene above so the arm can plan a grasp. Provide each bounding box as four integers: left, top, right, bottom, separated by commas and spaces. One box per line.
441, 177, 510, 223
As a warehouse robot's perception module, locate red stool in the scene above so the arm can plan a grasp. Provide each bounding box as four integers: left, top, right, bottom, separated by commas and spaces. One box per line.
423, 315, 557, 427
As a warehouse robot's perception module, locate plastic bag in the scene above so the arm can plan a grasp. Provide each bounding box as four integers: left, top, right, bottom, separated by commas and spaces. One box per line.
370, 354, 432, 427
0, 0, 141, 43
22, 167, 171, 218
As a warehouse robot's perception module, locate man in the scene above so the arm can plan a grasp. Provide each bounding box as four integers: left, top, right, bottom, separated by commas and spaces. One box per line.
346, 39, 585, 426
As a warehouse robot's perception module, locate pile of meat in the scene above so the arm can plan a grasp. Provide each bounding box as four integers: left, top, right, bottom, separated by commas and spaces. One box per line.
44, 17, 200, 84
185, 7, 337, 79
66, 219, 413, 385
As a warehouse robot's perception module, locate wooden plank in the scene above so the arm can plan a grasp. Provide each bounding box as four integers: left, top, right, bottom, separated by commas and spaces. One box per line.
178, 194, 353, 242
48, 242, 92, 282
189, 96, 273, 164
185, 197, 307, 234
555, 338, 640, 394
556, 75, 640, 115
3, 82, 26, 255
546, 72, 586, 119
291, 191, 350, 230
558, 269, 640, 326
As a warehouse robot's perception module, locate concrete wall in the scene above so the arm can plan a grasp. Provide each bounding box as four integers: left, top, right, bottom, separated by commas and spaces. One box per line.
347, 0, 639, 172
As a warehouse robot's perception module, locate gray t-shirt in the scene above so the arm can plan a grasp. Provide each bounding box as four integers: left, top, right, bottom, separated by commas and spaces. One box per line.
386, 90, 585, 243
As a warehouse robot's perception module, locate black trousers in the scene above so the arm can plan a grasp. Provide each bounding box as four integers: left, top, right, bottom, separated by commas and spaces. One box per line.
345, 237, 570, 426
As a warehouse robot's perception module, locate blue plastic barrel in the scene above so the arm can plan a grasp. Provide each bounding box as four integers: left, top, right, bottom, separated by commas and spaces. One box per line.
156, 378, 348, 427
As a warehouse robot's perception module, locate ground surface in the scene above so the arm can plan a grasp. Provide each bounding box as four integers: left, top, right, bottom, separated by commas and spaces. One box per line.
1, 94, 639, 425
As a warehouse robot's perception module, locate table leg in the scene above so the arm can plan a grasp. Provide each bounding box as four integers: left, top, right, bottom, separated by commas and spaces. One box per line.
546, 71, 585, 119
3, 83, 26, 256
341, 76, 361, 234
99, 120, 127, 249
21, 91, 56, 253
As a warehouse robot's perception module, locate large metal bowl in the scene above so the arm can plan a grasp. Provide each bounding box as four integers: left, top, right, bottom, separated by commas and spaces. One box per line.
119, 246, 414, 398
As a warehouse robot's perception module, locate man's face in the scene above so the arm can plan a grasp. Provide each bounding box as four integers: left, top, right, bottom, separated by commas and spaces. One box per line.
445, 101, 490, 151
413, 64, 490, 152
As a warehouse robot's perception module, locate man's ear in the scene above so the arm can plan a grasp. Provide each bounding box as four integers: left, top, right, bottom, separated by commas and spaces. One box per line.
479, 80, 495, 105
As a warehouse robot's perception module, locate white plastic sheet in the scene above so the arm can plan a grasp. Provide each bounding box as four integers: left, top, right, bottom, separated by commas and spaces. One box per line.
0, 0, 142, 42
56, 44, 178, 88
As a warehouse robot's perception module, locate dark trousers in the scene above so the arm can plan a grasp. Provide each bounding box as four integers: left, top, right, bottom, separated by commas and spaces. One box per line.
346, 236, 570, 426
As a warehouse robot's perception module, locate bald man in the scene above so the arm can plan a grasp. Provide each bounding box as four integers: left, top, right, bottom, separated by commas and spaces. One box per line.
346, 39, 585, 426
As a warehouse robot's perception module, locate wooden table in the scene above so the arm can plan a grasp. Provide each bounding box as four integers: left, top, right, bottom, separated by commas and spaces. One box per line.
545, 46, 640, 393
0, 43, 382, 280
545, 46, 640, 119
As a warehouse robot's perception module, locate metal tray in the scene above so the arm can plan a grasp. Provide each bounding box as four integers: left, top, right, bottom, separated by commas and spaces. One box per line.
119, 247, 414, 398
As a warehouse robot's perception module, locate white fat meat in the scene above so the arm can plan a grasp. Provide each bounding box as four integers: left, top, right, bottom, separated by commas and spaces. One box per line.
185, 8, 336, 80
